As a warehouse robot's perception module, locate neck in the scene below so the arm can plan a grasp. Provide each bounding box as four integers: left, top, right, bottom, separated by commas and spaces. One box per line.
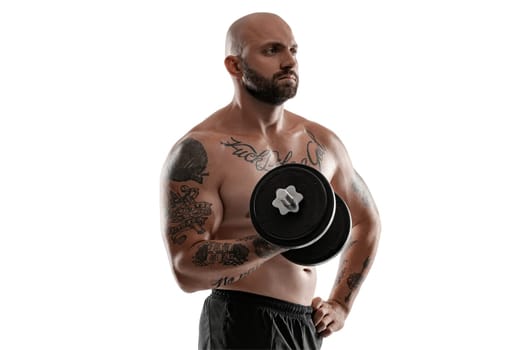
229, 93, 287, 134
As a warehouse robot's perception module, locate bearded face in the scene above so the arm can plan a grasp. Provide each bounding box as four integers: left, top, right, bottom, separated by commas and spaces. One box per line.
239, 59, 299, 105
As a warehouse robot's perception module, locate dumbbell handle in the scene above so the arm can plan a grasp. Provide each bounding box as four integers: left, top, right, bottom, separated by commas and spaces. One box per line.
271, 185, 304, 215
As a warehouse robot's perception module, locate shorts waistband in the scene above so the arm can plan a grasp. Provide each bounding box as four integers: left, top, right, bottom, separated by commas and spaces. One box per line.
211, 289, 313, 315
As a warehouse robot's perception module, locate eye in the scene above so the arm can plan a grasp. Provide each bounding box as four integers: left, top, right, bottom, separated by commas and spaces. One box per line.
264, 46, 278, 55
290, 47, 298, 56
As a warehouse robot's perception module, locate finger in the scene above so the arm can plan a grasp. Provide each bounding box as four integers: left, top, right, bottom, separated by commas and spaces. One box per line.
312, 305, 327, 325
312, 310, 322, 326
315, 317, 333, 334
311, 296, 323, 309
319, 325, 334, 338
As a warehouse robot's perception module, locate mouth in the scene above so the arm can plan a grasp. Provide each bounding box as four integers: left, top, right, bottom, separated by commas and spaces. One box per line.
277, 73, 297, 81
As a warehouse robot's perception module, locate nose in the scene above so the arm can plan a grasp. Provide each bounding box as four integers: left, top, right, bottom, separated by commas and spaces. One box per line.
280, 50, 297, 70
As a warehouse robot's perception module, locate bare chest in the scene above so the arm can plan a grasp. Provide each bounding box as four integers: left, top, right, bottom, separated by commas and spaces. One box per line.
210, 132, 335, 227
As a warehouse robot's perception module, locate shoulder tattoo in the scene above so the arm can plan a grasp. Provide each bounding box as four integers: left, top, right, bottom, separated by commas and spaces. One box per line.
165, 138, 212, 244
168, 138, 209, 184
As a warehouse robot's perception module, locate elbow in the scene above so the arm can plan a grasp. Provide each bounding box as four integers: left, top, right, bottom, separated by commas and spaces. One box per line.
171, 259, 207, 293
174, 275, 202, 293
373, 214, 382, 237
369, 215, 381, 245
352, 214, 381, 245
368, 216, 381, 255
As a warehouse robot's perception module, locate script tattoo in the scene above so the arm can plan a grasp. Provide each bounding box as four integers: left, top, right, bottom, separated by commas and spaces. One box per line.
344, 256, 370, 303
220, 130, 326, 171
221, 137, 290, 170
304, 130, 326, 168
212, 265, 259, 288
168, 138, 209, 184
192, 242, 249, 266
167, 184, 212, 244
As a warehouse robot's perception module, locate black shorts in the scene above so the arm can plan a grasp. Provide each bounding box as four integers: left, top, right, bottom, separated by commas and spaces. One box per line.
199, 289, 323, 350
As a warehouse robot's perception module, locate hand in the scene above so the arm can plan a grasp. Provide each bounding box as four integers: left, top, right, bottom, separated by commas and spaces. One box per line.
311, 297, 349, 338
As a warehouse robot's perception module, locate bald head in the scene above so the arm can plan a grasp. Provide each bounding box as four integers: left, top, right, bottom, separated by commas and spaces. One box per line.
225, 12, 293, 57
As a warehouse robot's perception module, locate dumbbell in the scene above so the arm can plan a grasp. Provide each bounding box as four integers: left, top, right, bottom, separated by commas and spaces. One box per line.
249, 163, 351, 266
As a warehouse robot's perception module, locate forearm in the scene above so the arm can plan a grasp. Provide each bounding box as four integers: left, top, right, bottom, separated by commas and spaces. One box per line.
329, 221, 380, 312
173, 235, 285, 292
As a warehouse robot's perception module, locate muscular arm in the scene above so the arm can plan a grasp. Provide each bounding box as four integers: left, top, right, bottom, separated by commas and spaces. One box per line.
330, 170, 380, 311
170, 234, 282, 292
160, 136, 284, 292
312, 135, 381, 337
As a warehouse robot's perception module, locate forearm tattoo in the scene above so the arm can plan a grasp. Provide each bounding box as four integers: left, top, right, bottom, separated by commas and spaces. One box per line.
344, 256, 370, 303
335, 240, 358, 284
220, 130, 326, 171
192, 242, 249, 266
253, 237, 281, 258
166, 138, 212, 244
238, 235, 281, 258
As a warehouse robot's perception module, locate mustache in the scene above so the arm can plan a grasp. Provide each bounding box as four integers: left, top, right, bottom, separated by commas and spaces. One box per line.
273, 70, 298, 80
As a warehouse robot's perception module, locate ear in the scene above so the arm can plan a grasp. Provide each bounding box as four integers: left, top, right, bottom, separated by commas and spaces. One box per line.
224, 55, 242, 77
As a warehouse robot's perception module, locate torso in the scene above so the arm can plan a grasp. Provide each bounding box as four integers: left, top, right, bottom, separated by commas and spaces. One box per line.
188, 109, 338, 305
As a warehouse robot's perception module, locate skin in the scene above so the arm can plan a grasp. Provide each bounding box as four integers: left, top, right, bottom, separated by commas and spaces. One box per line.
160, 12, 381, 338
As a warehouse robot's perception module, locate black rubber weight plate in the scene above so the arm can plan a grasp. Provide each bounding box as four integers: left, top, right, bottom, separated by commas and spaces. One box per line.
250, 164, 335, 248
282, 194, 352, 266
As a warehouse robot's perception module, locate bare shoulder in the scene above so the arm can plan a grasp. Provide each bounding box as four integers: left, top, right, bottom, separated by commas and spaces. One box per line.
285, 110, 348, 153
165, 110, 228, 155
161, 111, 233, 187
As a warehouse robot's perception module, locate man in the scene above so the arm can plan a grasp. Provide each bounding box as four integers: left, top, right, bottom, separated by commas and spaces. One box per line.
160, 12, 381, 350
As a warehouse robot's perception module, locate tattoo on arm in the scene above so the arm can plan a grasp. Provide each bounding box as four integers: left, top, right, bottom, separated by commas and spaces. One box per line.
165, 138, 212, 245
335, 240, 358, 284
168, 138, 209, 184
192, 242, 249, 266
167, 184, 212, 245
199, 236, 279, 287
351, 171, 378, 213
344, 256, 370, 303
253, 237, 281, 258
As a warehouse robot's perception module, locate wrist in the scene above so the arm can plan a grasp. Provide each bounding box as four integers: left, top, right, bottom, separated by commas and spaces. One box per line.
329, 297, 350, 316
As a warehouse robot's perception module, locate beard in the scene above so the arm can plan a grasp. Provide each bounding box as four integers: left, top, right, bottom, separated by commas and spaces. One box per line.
240, 60, 299, 105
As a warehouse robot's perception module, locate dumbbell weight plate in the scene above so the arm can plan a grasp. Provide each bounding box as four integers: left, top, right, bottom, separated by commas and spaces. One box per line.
250, 164, 336, 249
282, 193, 351, 266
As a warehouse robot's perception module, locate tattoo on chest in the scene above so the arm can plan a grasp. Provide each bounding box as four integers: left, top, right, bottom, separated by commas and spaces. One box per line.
167, 184, 212, 244
220, 130, 326, 171
192, 241, 249, 266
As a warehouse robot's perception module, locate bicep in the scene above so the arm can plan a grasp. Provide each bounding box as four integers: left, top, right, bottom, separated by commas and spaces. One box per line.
161, 179, 222, 249
327, 141, 379, 227
160, 137, 223, 258
347, 170, 379, 225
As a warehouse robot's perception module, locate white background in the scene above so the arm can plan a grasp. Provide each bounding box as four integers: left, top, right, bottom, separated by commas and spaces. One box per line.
1, 1, 524, 349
